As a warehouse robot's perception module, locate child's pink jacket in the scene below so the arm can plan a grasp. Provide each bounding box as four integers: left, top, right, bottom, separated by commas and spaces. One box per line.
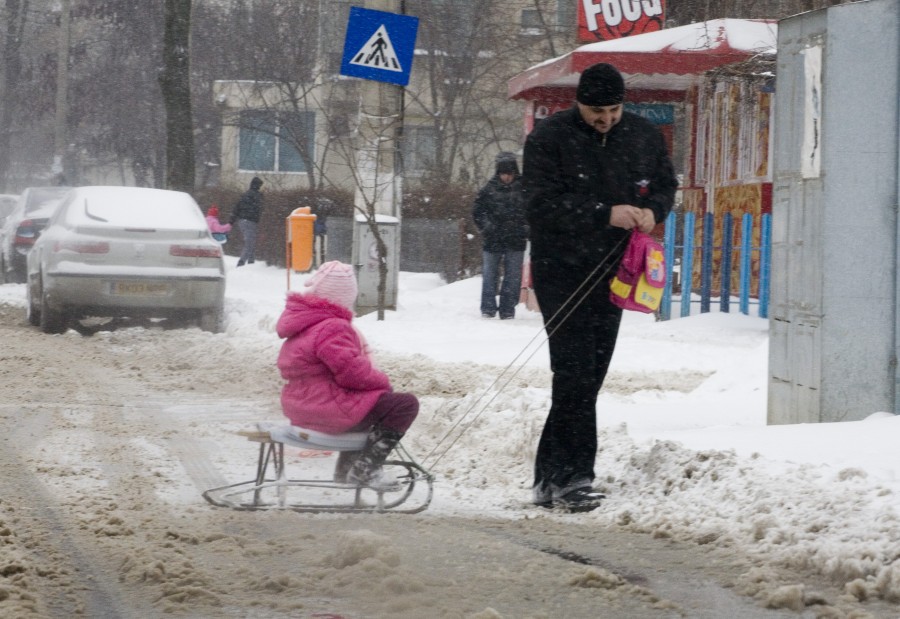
206, 215, 232, 234
276, 292, 390, 433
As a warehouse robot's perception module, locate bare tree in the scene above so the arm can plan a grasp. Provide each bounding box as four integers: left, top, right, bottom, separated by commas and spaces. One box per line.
401, 0, 560, 184
665, 0, 847, 24
220, 77, 406, 318
0, 0, 862, 193
0, 0, 29, 187
159, 0, 194, 191
63, 2, 168, 187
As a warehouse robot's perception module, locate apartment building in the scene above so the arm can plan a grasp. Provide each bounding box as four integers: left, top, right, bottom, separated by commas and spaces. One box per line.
212, 0, 577, 192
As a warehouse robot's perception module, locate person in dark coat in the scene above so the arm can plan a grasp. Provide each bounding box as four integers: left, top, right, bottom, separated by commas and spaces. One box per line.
472, 152, 528, 319
312, 196, 332, 267
522, 63, 678, 512
230, 176, 264, 267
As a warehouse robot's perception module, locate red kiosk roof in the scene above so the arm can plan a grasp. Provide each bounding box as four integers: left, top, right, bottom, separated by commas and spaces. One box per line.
509, 19, 777, 100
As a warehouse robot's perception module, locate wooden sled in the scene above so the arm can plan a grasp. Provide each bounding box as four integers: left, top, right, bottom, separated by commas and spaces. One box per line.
203, 422, 434, 514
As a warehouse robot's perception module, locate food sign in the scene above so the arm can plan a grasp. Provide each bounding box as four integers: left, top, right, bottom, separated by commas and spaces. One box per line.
577, 0, 665, 42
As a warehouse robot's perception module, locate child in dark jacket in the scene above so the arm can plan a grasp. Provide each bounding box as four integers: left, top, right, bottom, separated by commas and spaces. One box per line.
275, 261, 418, 489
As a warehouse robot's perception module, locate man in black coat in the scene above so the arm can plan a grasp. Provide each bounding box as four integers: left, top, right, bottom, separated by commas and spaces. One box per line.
472, 152, 528, 319
522, 63, 677, 512
230, 176, 264, 267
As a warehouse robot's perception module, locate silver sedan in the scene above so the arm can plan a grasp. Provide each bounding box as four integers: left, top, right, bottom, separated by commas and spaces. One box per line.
26, 186, 226, 334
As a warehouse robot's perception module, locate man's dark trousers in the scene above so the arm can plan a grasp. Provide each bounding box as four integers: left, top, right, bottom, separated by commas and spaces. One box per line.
531, 256, 623, 500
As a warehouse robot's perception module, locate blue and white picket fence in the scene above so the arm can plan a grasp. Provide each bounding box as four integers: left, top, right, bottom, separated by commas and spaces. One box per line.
659, 210, 771, 321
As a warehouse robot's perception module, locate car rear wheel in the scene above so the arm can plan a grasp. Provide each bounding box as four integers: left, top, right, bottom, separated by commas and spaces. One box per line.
199, 306, 224, 334
25, 277, 40, 326
10, 255, 27, 284
40, 288, 67, 334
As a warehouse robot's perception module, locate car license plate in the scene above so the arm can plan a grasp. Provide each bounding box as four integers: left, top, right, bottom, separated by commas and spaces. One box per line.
108, 281, 171, 296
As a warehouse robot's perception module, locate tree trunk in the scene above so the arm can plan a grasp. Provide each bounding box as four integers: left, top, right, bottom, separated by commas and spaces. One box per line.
0, 0, 27, 187
374, 225, 388, 321
159, 0, 195, 192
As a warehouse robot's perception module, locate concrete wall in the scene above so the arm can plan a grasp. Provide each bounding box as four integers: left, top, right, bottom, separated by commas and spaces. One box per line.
325, 216, 468, 280
769, 0, 900, 423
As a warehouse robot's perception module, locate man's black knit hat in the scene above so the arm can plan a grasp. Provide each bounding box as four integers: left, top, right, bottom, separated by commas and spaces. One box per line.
576, 63, 625, 107
495, 151, 519, 175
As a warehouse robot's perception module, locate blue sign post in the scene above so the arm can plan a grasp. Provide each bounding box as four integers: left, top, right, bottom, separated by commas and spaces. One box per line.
340, 7, 419, 86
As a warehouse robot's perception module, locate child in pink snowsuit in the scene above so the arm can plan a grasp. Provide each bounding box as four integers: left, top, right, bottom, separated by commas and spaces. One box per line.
205, 205, 232, 235
276, 261, 418, 489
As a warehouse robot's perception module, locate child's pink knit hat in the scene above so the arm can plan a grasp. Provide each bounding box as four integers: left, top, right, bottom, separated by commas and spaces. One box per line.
304, 261, 358, 310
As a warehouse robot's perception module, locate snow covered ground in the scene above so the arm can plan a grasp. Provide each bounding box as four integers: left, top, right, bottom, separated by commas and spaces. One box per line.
2, 259, 900, 612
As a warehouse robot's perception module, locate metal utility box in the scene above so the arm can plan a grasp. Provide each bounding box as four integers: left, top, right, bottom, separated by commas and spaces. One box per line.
769, 0, 900, 424
352, 214, 399, 314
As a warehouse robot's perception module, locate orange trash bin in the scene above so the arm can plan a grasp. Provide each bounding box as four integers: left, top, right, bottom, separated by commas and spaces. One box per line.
286, 207, 317, 275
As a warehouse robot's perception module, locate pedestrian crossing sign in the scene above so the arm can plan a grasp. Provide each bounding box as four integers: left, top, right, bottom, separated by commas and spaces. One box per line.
340, 7, 419, 86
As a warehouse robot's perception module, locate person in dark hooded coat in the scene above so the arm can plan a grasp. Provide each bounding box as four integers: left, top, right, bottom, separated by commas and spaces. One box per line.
230, 176, 264, 267
472, 152, 528, 319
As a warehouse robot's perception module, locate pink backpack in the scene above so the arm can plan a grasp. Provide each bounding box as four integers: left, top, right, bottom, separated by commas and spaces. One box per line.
609, 231, 666, 313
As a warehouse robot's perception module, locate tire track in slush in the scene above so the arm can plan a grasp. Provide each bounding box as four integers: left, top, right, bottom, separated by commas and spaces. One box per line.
126, 394, 801, 619
3, 302, 883, 618
3, 407, 134, 619
467, 520, 808, 619
120, 397, 255, 494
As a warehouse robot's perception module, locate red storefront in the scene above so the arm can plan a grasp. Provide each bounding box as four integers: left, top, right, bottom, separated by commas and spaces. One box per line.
509, 18, 777, 292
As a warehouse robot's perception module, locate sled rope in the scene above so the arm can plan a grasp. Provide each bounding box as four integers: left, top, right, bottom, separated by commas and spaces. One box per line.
394, 440, 427, 473
423, 234, 630, 469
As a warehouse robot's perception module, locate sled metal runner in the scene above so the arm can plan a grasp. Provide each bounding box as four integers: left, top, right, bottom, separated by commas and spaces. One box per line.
203, 426, 434, 514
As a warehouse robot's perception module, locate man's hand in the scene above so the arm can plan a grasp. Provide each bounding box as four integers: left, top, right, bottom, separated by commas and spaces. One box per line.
637, 208, 656, 233
608, 204, 643, 229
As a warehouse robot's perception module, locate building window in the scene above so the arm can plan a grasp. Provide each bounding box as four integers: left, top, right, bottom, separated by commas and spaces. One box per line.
402, 126, 437, 175
556, 0, 575, 29
521, 9, 544, 34
444, 54, 474, 83
424, 0, 476, 39
238, 110, 314, 173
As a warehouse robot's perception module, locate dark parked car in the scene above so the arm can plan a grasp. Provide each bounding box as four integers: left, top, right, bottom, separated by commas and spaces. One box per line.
0, 187, 71, 283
